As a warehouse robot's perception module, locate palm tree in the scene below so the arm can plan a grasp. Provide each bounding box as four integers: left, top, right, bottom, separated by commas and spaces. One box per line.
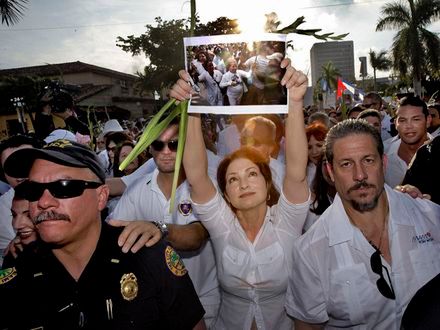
0, 0, 28, 26
317, 61, 340, 106
369, 49, 392, 91
376, 0, 440, 96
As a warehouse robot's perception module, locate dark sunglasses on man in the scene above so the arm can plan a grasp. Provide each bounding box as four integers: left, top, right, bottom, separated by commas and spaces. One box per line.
150, 140, 178, 152
15, 180, 103, 202
370, 248, 396, 300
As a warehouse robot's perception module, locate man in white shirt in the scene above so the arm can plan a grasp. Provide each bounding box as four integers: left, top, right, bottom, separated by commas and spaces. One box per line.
384, 96, 432, 188
362, 92, 393, 141
286, 119, 440, 329
109, 119, 220, 328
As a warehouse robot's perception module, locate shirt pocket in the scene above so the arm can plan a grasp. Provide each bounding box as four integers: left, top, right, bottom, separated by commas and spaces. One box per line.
329, 263, 374, 328
255, 242, 287, 288
408, 244, 440, 288
222, 245, 248, 279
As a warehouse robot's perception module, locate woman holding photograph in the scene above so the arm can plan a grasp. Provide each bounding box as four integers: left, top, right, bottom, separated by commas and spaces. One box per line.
171, 59, 310, 330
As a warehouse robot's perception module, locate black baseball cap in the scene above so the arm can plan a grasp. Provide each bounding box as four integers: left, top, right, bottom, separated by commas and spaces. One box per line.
4, 139, 105, 183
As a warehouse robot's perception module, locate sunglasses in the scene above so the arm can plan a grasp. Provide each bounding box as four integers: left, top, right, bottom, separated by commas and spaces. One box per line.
150, 140, 178, 152
15, 180, 103, 202
370, 248, 396, 300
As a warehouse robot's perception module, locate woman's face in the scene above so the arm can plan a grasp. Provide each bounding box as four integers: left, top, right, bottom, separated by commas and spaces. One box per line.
308, 135, 324, 165
107, 141, 117, 164
11, 198, 37, 246
224, 158, 268, 211
119, 145, 138, 174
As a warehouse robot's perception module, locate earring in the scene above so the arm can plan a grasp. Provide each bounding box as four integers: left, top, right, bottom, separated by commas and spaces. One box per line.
267, 193, 271, 201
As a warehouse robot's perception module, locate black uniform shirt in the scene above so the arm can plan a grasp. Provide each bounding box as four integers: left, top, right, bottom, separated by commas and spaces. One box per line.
1, 223, 204, 329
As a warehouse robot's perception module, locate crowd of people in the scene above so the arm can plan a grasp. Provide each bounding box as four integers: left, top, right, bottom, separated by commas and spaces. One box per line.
0, 58, 440, 329
187, 41, 287, 107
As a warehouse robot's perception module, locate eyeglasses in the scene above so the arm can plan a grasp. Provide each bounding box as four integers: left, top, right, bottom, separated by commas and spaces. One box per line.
15, 180, 103, 202
150, 140, 178, 152
370, 248, 396, 300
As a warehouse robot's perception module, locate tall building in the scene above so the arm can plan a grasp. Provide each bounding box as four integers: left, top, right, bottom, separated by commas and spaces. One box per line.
310, 41, 355, 87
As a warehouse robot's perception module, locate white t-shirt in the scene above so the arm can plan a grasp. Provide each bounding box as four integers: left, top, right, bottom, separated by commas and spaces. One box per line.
192, 190, 310, 330
110, 170, 220, 317
286, 185, 440, 328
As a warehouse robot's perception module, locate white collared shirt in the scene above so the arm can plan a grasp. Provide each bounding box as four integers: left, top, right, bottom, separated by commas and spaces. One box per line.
110, 169, 220, 313
0, 187, 15, 267
193, 190, 310, 330
286, 185, 440, 329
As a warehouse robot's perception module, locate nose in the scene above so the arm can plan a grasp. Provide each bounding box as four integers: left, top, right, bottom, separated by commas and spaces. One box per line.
239, 177, 249, 190
36, 189, 59, 210
353, 162, 368, 181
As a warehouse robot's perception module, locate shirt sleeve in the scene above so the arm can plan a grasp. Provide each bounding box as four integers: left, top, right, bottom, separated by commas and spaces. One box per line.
140, 241, 205, 329
285, 238, 329, 324
191, 190, 233, 238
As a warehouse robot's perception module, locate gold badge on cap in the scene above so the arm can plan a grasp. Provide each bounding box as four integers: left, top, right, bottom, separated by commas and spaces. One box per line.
120, 273, 138, 301
165, 246, 187, 277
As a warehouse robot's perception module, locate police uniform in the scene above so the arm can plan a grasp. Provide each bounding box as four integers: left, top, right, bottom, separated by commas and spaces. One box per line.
0, 223, 204, 329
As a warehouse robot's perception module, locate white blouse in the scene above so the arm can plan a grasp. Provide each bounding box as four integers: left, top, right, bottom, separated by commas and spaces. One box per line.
192, 190, 309, 330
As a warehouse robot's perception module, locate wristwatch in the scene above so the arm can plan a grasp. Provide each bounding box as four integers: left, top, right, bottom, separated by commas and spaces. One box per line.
153, 220, 169, 239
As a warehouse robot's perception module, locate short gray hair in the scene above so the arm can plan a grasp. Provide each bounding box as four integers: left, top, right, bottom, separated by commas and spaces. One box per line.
324, 119, 384, 164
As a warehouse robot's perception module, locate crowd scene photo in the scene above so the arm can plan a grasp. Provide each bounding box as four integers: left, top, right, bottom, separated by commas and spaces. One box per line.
186, 39, 287, 108
1, 58, 440, 330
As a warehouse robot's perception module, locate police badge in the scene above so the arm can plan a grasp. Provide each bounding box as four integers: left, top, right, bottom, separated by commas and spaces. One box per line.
178, 200, 192, 216
120, 273, 138, 301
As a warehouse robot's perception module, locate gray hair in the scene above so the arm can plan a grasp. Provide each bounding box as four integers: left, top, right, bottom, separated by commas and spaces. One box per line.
324, 119, 384, 164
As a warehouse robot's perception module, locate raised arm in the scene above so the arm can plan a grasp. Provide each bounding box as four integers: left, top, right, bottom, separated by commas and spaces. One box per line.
281, 59, 309, 204
170, 71, 217, 204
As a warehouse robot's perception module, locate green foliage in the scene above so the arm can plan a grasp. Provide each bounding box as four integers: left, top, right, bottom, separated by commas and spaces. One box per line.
369, 49, 392, 90
317, 61, 340, 93
0, 0, 27, 26
376, 0, 440, 95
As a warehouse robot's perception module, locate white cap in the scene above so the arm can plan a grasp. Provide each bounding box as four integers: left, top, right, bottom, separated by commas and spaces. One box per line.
44, 129, 77, 144
101, 119, 124, 137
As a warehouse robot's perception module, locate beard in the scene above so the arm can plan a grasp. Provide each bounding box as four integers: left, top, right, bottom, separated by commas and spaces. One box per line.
348, 181, 384, 213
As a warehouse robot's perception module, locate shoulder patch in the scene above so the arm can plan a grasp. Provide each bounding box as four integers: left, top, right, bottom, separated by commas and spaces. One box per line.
0, 267, 17, 285
178, 200, 192, 216
164, 246, 187, 277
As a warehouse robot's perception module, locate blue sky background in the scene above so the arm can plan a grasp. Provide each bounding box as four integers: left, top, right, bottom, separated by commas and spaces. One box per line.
1, 0, 439, 82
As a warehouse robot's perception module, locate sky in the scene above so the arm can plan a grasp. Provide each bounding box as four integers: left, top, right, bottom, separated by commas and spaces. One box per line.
1, 0, 440, 83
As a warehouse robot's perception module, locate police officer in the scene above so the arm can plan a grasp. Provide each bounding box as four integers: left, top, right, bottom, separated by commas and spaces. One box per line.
0, 140, 205, 329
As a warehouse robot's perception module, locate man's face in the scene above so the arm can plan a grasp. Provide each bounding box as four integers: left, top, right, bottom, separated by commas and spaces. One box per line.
149, 124, 179, 174
28, 159, 108, 247
363, 97, 381, 111
326, 134, 386, 213
396, 105, 430, 145
240, 125, 274, 160
1, 144, 33, 188
428, 106, 440, 128
363, 116, 382, 134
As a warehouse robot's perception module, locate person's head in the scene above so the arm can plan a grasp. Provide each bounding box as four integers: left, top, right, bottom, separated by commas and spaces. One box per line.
217, 147, 279, 213
196, 51, 208, 64
308, 111, 331, 128
149, 118, 179, 174
100, 119, 124, 142
428, 103, 440, 130
396, 96, 430, 146
0, 135, 43, 187
357, 109, 382, 134
347, 104, 366, 120
105, 131, 131, 165
206, 61, 215, 75
226, 57, 238, 73
324, 120, 386, 213
6, 140, 109, 248
306, 122, 328, 165
113, 141, 145, 177
11, 195, 37, 246
362, 92, 383, 111
240, 116, 277, 160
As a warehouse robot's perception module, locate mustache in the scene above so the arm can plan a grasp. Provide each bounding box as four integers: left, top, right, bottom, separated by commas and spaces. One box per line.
33, 211, 71, 225
348, 181, 376, 193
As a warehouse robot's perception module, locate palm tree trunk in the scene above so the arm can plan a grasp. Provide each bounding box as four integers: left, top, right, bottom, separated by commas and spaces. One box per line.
413, 78, 422, 97
373, 69, 377, 91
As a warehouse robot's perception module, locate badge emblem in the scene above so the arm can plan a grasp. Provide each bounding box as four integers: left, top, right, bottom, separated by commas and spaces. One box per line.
178, 200, 192, 216
165, 246, 187, 276
120, 273, 138, 301
0, 267, 17, 285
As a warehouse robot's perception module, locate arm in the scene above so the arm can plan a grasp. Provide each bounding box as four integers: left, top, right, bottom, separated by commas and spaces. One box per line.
170, 70, 217, 204
281, 59, 309, 204
294, 320, 325, 330
167, 222, 209, 250
219, 73, 232, 88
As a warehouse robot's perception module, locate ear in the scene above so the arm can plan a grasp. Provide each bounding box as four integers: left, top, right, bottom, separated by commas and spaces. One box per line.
325, 161, 335, 183
426, 114, 432, 128
97, 184, 110, 211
